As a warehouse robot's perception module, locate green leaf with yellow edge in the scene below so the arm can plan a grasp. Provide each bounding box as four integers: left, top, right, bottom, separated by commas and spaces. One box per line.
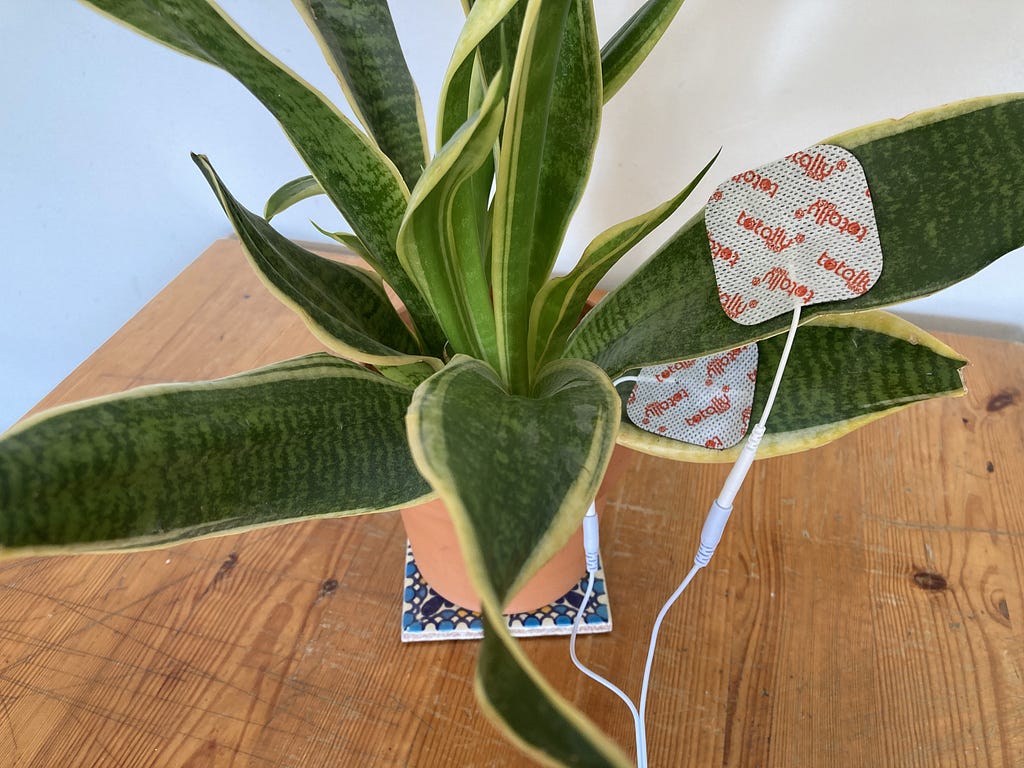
293, 0, 430, 188
530, 150, 718, 369
397, 75, 504, 366
0, 354, 431, 558
601, 0, 688, 103
466, 0, 526, 98
310, 222, 374, 262
81, 0, 445, 355
439, 0, 520, 146
406, 355, 628, 767
264, 174, 323, 220
567, 94, 1024, 377
615, 311, 966, 462
437, 0, 519, 273
195, 154, 440, 369
492, 0, 602, 393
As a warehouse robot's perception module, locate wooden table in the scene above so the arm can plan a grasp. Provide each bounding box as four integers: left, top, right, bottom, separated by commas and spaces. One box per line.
2, 239, 1022, 767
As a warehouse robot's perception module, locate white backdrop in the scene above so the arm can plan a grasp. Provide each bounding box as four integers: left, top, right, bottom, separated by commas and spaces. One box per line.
2, 1, 1022, 430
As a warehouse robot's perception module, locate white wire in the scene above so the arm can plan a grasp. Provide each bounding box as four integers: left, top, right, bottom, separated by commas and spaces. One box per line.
575, 307, 803, 764
634, 305, 803, 755
758, 304, 802, 428
636, 563, 700, 755
571, 571, 647, 766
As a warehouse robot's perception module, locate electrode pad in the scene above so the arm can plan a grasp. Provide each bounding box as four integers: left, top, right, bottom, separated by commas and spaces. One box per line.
625, 345, 758, 449
705, 144, 883, 325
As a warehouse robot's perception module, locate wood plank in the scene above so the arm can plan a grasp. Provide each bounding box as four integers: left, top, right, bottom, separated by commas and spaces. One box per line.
2, 239, 1022, 766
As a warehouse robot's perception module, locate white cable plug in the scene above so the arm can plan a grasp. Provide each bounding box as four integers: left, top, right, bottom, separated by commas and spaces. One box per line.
571, 502, 647, 765
583, 502, 601, 574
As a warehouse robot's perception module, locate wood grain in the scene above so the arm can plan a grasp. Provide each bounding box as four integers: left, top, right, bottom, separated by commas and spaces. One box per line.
2, 239, 1022, 766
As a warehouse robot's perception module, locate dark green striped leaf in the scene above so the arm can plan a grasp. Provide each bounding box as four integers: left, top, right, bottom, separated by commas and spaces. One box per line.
81, 0, 446, 355
477, 613, 631, 768
437, 0, 519, 265
567, 94, 1024, 377
294, 0, 430, 188
530, 150, 717, 369
616, 312, 966, 462
492, 0, 602, 393
0, 355, 431, 556
439, 0, 519, 146
397, 76, 503, 367
264, 174, 324, 220
195, 154, 439, 369
406, 355, 628, 766
601, 0, 687, 103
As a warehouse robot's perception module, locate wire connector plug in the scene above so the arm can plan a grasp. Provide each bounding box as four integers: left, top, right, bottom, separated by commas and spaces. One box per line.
583, 503, 600, 573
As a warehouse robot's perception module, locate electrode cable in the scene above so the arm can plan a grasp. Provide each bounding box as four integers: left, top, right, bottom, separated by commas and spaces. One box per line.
569, 304, 802, 767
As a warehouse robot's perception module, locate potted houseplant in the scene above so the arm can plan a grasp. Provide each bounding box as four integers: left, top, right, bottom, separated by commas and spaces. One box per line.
1, 0, 1021, 764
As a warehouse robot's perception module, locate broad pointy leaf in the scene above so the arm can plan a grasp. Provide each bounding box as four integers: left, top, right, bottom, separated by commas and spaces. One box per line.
439, 0, 519, 146
398, 76, 503, 367
264, 174, 324, 220
293, 0, 430, 188
617, 312, 966, 462
467, 0, 526, 96
492, 0, 602, 393
567, 94, 1024, 376
531, 150, 718, 368
437, 0, 519, 312
0, 354, 431, 557
195, 154, 440, 369
81, 0, 446, 355
406, 356, 628, 766
476, 613, 631, 768
600, 0, 687, 103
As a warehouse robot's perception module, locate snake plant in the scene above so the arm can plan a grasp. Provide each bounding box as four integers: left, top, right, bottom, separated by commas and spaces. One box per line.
2, 1, 1022, 765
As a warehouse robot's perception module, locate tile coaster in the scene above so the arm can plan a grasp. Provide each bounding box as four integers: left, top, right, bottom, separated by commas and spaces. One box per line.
401, 541, 612, 643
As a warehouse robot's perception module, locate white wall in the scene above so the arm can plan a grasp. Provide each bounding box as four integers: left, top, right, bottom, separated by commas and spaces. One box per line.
2, 1, 1022, 431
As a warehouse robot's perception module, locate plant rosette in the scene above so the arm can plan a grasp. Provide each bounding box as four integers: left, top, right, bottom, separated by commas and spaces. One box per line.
2, 2, 1022, 766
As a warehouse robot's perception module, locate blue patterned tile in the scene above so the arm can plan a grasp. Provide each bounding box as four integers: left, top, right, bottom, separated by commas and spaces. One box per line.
400, 541, 612, 642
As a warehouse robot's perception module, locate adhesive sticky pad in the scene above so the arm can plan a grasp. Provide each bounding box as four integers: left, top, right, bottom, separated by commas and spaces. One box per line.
626, 345, 758, 449
705, 144, 882, 325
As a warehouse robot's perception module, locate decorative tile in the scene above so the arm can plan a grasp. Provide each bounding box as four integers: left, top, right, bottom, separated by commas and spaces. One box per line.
401, 541, 612, 642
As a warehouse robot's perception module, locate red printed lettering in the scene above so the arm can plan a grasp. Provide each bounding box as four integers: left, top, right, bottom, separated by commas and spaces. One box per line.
751, 267, 816, 304
731, 169, 779, 198
654, 360, 696, 383
641, 387, 690, 423
815, 251, 873, 294
684, 393, 732, 427
736, 210, 805, 253
794, 198, 870, 242
708, 233, 740, 268
785, 150, 848, 181
704, 346, 749, 386
719, 289, 759, 319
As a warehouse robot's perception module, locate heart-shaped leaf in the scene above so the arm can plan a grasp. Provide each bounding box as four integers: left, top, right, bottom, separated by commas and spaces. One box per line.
406, 355, 629, 766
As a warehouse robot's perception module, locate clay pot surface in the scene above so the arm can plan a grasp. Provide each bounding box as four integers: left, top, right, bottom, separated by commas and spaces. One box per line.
401, 446, 633, 614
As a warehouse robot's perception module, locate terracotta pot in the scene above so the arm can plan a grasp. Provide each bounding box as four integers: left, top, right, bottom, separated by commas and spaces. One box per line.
401, 447, 632, 614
